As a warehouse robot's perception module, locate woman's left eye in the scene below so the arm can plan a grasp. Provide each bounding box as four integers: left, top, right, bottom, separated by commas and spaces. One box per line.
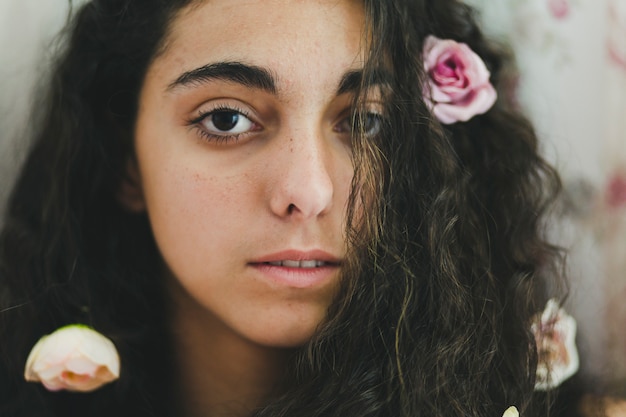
191, 107, 260, 143
335, 112, 384, 138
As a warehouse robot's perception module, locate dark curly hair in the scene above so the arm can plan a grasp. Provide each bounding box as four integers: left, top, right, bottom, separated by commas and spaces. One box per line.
0, 0, 564, 416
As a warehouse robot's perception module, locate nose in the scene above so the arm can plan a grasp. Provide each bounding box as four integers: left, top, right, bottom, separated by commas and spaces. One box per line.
268, 130, 335, 220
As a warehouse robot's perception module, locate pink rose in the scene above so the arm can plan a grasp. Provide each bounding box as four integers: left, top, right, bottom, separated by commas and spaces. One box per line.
24, 325, 120, 392
548, 0, 570, 19
423, 36, 497, 124
532, 299, 579, 390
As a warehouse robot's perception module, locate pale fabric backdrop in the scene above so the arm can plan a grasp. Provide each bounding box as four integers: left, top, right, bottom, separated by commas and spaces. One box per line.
1, 0, 625, 392
0, 0, 73, 216
467, 0, 626, 392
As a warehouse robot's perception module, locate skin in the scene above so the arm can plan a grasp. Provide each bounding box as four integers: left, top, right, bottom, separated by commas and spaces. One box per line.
131, 0, 369, 415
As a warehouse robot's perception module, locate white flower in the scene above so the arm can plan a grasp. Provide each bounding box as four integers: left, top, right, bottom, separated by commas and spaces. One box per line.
503, 406, 520, 417
24, 324, 120, 392
532, 299, 579, 390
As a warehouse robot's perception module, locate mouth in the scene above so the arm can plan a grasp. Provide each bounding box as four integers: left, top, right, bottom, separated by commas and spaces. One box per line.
249, 250, 342, 288
250, 249, 342, 267
262, 260, 336, 268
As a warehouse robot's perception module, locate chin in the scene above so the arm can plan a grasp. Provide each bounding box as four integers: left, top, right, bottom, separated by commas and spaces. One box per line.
242, 317, 325, 349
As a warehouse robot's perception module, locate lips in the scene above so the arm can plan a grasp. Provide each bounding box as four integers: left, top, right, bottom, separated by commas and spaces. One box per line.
249, 250, 342, 288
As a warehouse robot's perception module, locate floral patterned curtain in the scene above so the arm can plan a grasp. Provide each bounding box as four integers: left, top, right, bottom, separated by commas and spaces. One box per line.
467, 0, 626, 392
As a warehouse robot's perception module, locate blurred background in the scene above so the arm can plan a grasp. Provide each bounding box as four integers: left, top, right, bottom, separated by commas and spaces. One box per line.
0, 0, 73, 214
1, 0, 625, 394
465, 0, 626, 394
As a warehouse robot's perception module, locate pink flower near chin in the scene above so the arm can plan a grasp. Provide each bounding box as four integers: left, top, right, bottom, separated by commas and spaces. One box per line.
548, 0, 570, 19
423, 35, 497, 124
24, 325, 120, 393
532, 300, 579, 390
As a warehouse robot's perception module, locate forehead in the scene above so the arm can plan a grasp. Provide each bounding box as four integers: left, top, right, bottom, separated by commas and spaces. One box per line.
150, 0, 367, 94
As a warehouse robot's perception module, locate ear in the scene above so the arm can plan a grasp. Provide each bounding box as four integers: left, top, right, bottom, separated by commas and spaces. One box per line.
117, 159, 146, 212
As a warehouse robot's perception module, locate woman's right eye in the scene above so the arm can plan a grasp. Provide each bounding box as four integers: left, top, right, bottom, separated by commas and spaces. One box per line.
190, 107, 261, 143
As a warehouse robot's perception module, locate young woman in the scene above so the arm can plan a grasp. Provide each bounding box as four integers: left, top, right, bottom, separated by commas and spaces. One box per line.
0, 0, 567, 416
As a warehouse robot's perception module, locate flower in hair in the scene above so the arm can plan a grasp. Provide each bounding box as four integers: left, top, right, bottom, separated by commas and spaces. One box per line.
24, 324, 120, 392
502, 406, 519, 417
532, 299, 579, 390
422, 35, 497, 124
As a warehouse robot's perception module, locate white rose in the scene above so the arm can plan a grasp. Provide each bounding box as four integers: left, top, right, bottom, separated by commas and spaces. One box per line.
24, 324, 120, 392
503, 406, 520, 417
532, 299, 579, 390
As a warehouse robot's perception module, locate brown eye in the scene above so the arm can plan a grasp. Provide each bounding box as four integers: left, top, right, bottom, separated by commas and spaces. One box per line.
200, 109, 255, 135
212, 111, 241, 131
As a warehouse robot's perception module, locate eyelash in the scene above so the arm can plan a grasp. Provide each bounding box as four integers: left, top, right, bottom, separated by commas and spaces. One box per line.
188, 105, 258, 144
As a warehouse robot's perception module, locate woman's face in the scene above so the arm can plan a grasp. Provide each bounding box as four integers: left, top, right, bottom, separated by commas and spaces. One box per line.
134, 0, 370, 347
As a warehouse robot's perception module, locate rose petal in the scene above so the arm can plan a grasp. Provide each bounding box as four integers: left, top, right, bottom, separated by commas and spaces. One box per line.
503, 406, 520, 417
40, 377, 67, 392
432, 83, 497, 124
65, 356, 102, 375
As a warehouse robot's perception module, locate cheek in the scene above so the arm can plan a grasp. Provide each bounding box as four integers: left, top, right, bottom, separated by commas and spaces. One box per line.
143, 164, 253, 268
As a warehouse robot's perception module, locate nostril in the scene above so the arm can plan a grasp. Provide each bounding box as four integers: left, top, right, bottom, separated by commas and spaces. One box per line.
287, 203, 297, 214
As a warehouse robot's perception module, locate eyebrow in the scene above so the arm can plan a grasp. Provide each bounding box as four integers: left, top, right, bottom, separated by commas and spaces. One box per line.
337, 70, 363, 95
168, 61, 389, 96
337, 69, 391, 95
168, 61, 278, 94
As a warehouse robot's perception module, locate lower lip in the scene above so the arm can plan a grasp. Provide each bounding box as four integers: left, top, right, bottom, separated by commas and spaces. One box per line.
249, 263, 340, 288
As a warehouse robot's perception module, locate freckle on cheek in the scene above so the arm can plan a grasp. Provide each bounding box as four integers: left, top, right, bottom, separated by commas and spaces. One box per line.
192, 173, 204, 184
